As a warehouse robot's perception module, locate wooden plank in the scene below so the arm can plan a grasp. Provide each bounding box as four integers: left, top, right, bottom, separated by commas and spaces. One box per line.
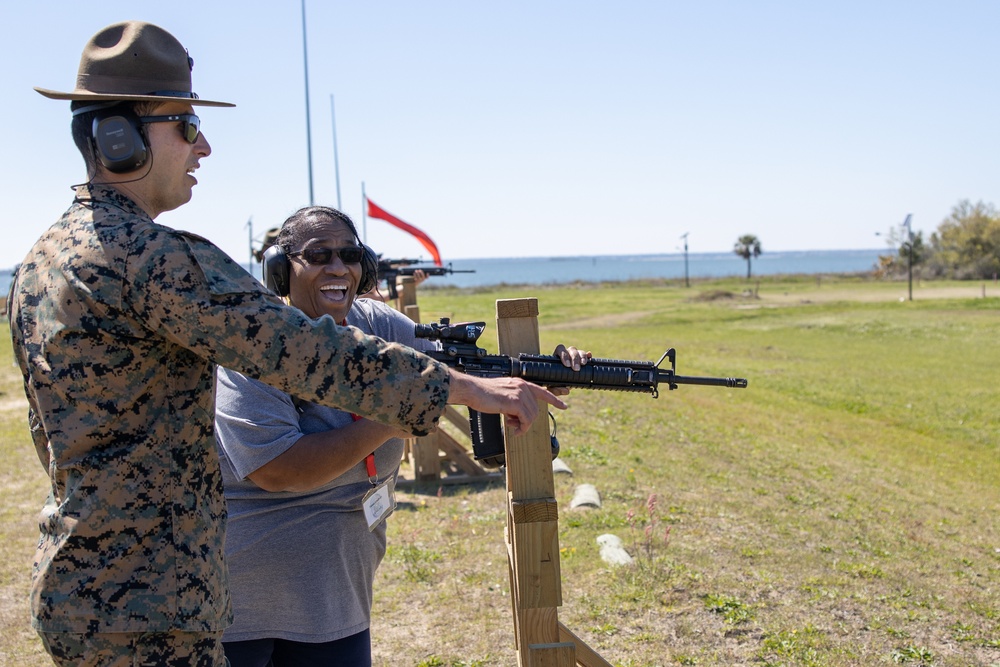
435, 430, 488, 476
496, 298, 554, 501
516, 607, 561, 651
443, 405, 472, 439
496, 298, 567, 664
412, 431, 441, 481
403, 303, 420, 323
558, 622, 614, 667
397, 275, 417, 315
510, 497, 559, 523
524, 642, 576, 667
510, 518, 562, 608
497, 298, 539, 319
395, 472, 502, 489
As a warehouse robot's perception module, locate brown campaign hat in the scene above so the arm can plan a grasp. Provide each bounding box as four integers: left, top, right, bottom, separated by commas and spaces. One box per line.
34, 21, 234, 107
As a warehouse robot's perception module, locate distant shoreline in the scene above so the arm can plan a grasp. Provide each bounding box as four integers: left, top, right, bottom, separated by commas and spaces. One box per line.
2, 248, 892, 301
0, 247, 887, 276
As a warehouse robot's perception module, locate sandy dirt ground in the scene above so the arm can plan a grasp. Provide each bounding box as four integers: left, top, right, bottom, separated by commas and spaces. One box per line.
758, 282, 996, 304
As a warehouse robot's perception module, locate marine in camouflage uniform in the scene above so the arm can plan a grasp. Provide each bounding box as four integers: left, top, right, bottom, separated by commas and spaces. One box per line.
8, 183, 451, 634
10, 20, 451, 666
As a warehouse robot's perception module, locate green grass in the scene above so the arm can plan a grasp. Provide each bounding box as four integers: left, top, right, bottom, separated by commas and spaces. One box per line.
2, 276, 998, 666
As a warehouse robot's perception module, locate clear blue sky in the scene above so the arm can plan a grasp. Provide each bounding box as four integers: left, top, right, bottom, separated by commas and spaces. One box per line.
2, 1, 997, 270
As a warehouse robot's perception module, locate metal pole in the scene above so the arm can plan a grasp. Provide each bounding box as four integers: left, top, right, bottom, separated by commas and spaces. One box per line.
331, 94, 342, 210
681, 232, 690, 288
246, 217, 253, 279
301, 0, 315, 205
361, 181, 368, 244
908, 241, 913, 301
902, 213, 913, 301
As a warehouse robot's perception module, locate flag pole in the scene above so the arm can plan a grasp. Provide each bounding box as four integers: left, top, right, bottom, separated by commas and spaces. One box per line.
361, 181, 368, 244
301, 0, 315, 205
246, 217, 254, 279
331, 94, 342, 210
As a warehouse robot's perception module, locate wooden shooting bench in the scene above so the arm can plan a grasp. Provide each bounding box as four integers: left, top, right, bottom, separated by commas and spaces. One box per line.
495, 297, 611, 667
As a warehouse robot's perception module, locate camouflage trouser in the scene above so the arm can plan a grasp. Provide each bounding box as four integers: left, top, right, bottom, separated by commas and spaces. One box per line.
38, 629, 228, 667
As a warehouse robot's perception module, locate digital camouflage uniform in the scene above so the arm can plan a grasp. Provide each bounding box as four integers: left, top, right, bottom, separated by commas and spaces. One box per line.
8, 185, 450, 635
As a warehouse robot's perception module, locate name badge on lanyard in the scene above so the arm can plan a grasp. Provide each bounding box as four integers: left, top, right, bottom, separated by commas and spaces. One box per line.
355, 412, 395, 531
361, 454, 396, 531
362, 476, 396, 532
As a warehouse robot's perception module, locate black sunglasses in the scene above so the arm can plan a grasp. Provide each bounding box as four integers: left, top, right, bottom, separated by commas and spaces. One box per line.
288, 246, 365, 266
140, 114, 201, 144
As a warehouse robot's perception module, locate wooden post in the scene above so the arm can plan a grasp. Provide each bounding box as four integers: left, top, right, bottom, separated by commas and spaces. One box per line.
496, 299, 575, 666
396, 274, 417, 317
496, 298, 613, 667
400, 276, 430, 477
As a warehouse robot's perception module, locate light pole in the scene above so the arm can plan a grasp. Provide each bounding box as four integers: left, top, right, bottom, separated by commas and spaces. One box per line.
330, 94, 342, 210
906, 239, 913, 301
245, 217, 253, 279
301, 0, 314, 205
902, 214, 913, 301
680, 232, 690, 288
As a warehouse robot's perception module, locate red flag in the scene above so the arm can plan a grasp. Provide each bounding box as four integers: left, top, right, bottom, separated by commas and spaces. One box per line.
366, 198, 442, 266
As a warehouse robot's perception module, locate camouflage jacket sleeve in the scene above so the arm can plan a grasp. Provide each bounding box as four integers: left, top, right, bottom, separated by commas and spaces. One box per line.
126, 225, 450, 436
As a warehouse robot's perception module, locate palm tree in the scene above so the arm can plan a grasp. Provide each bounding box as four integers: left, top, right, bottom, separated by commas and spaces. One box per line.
734, 235, 762, 279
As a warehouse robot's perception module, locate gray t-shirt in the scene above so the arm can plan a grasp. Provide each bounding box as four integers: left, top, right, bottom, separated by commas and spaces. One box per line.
215, 299, 435, 642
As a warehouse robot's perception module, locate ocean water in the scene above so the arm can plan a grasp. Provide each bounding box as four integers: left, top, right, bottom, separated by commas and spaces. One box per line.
397, 249, 883, 289
1, 248, 883, 297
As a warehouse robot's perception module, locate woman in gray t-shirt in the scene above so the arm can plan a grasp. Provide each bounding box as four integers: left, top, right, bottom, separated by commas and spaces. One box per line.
214, 206, 433, 666
215, 206, 589, 666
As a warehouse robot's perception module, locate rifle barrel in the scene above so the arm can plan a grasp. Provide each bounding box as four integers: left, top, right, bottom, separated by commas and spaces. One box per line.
405, 266, 476, 275
667, 374, 748, 388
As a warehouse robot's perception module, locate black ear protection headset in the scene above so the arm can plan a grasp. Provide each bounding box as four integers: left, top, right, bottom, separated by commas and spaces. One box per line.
261, 217, 379, 297
73, 102, 149, 173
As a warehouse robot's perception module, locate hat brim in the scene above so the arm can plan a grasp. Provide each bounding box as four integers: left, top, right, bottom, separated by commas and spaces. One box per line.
34, 87, 235, 108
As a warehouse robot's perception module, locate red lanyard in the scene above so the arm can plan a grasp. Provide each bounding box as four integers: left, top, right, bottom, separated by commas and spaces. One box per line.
351, 412, 377, 484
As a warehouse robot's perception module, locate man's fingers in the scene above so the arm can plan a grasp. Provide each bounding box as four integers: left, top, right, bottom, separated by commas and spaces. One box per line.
447, 372, 567, 437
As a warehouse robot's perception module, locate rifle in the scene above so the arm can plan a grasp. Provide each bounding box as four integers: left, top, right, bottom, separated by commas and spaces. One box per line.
415, 318, 748, 467
377, 260, 475, 299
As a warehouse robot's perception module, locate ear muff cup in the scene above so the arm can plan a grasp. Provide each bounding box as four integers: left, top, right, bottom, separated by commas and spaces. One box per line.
262, 244, 291, 296
262, 243, 379, 297
357, 244, 378, 295
92, 108, 148, 173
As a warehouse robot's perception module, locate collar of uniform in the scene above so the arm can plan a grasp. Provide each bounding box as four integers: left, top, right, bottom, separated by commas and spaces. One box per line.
72, 183, 150, 218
